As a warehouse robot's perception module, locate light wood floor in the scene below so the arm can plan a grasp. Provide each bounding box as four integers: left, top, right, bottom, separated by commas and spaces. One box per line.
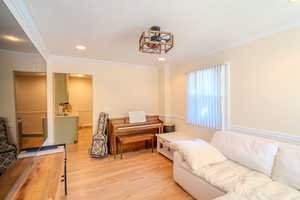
63, 127, 193, 200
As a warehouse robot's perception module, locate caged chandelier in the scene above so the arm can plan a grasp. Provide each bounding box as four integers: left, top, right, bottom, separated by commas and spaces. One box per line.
139, 26, 174, 54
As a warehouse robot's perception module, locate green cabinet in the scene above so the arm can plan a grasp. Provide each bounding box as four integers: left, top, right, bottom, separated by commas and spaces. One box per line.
55, 73, 69, 105
54, 116, 78, 144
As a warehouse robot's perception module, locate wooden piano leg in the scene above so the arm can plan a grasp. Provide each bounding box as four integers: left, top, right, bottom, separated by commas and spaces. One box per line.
114, 136, 116, 159
151, 138, 154, 153
120, 141, 123, 159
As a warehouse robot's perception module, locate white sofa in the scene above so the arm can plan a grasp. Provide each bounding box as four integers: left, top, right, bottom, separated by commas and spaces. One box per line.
173, 131, 300, 200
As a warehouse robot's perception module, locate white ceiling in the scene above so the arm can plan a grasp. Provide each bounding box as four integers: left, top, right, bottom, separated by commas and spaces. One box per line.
22, 0, 300, 66
0, 1, 38, 53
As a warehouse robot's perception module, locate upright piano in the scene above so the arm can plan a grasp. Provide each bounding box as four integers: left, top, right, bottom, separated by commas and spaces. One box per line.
108, 115, 163, 156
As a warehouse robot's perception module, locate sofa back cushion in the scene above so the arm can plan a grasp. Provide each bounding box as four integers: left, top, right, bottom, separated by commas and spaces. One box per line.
211, 131, 278, 176
272, 144, 300, 190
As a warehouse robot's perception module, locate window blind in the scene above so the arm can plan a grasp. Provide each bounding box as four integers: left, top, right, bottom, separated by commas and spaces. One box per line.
187, 64, 227, 129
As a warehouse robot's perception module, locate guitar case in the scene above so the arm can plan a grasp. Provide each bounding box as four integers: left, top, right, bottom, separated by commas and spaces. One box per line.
89, 112, 109, 158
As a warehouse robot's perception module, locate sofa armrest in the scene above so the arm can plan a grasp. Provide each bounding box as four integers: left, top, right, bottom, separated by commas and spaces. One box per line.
173, 151, 188, 169
173, 151, 182, 164
173, 151, 226, 200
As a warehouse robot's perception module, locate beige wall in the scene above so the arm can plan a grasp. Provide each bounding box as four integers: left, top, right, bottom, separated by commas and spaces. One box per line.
15, 75, 47, 112
68, 76, 92, 127
46, 56, 161, 144
15, 74, 47, 134
0, 50, 46, 146
168, 27, 300, 142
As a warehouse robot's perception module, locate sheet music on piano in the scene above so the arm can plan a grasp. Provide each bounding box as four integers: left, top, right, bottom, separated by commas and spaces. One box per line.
128, 111, 146, 123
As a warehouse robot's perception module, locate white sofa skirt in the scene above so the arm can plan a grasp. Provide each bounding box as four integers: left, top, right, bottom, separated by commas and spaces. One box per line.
173, 152, 225, 200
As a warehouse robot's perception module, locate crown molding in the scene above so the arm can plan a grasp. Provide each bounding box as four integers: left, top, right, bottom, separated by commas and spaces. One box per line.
48, 55, 160, 70
231, 125, 300, 143
201, 20, 300, 58
3, 0, 50, 61
0, 48, 40, 56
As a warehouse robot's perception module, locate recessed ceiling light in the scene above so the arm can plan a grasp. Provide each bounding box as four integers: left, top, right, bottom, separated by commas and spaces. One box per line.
76, 45, 86, 50
3, 35, 22, 42
158, 57, 165, 61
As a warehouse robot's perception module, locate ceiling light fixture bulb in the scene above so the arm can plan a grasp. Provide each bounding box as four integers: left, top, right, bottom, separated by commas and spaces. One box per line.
158, 57, 165, 61
76, 45, 86, 50
4, 35, 21, 42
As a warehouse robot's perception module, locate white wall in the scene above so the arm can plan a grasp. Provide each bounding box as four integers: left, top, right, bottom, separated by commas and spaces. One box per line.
167, 27, 300, 143
0, 50, 46, 146
46, 56, 161, 144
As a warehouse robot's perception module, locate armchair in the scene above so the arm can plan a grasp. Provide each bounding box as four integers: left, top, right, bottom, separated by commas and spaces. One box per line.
0, 117, 17, 175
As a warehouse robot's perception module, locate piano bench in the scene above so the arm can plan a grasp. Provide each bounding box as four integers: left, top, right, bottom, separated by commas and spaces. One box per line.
116, 133, 154, 159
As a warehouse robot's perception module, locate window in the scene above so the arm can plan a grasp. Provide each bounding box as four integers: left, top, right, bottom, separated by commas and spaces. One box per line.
187, 64, 228, 129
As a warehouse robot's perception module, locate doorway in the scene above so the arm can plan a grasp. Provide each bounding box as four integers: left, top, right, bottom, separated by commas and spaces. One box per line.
14, 71, 47, 149
53, 73, 93, 145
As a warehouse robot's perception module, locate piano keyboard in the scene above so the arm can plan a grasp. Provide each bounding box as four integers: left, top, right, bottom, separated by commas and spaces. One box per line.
116, 123, 162, 130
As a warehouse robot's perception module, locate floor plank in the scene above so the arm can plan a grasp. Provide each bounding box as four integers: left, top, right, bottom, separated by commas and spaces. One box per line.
63, 127, 193, 200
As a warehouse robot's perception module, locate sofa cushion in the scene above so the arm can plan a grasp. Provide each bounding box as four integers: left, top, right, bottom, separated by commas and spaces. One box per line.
211, 131, 278, 176
0, 118, 8, 144
0, 143, 17, 154
193, 160, 272, 195
233, 171, 273, 196
272, 145, 300, 190
249, 182, 300, 200
214, 193, 247, 200
0, 151, 16, 175
173, 139, 227, 171
214, 182, 300, 200
196, 160, 251, 192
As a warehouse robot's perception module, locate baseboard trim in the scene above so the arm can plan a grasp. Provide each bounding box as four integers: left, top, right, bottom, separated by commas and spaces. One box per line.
22, 134, 43, 137
231, 125, 300, 143
79, 124, 92, 128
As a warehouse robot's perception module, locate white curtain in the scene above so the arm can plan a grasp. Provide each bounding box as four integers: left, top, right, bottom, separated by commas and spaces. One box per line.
187, 64, 227, 129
